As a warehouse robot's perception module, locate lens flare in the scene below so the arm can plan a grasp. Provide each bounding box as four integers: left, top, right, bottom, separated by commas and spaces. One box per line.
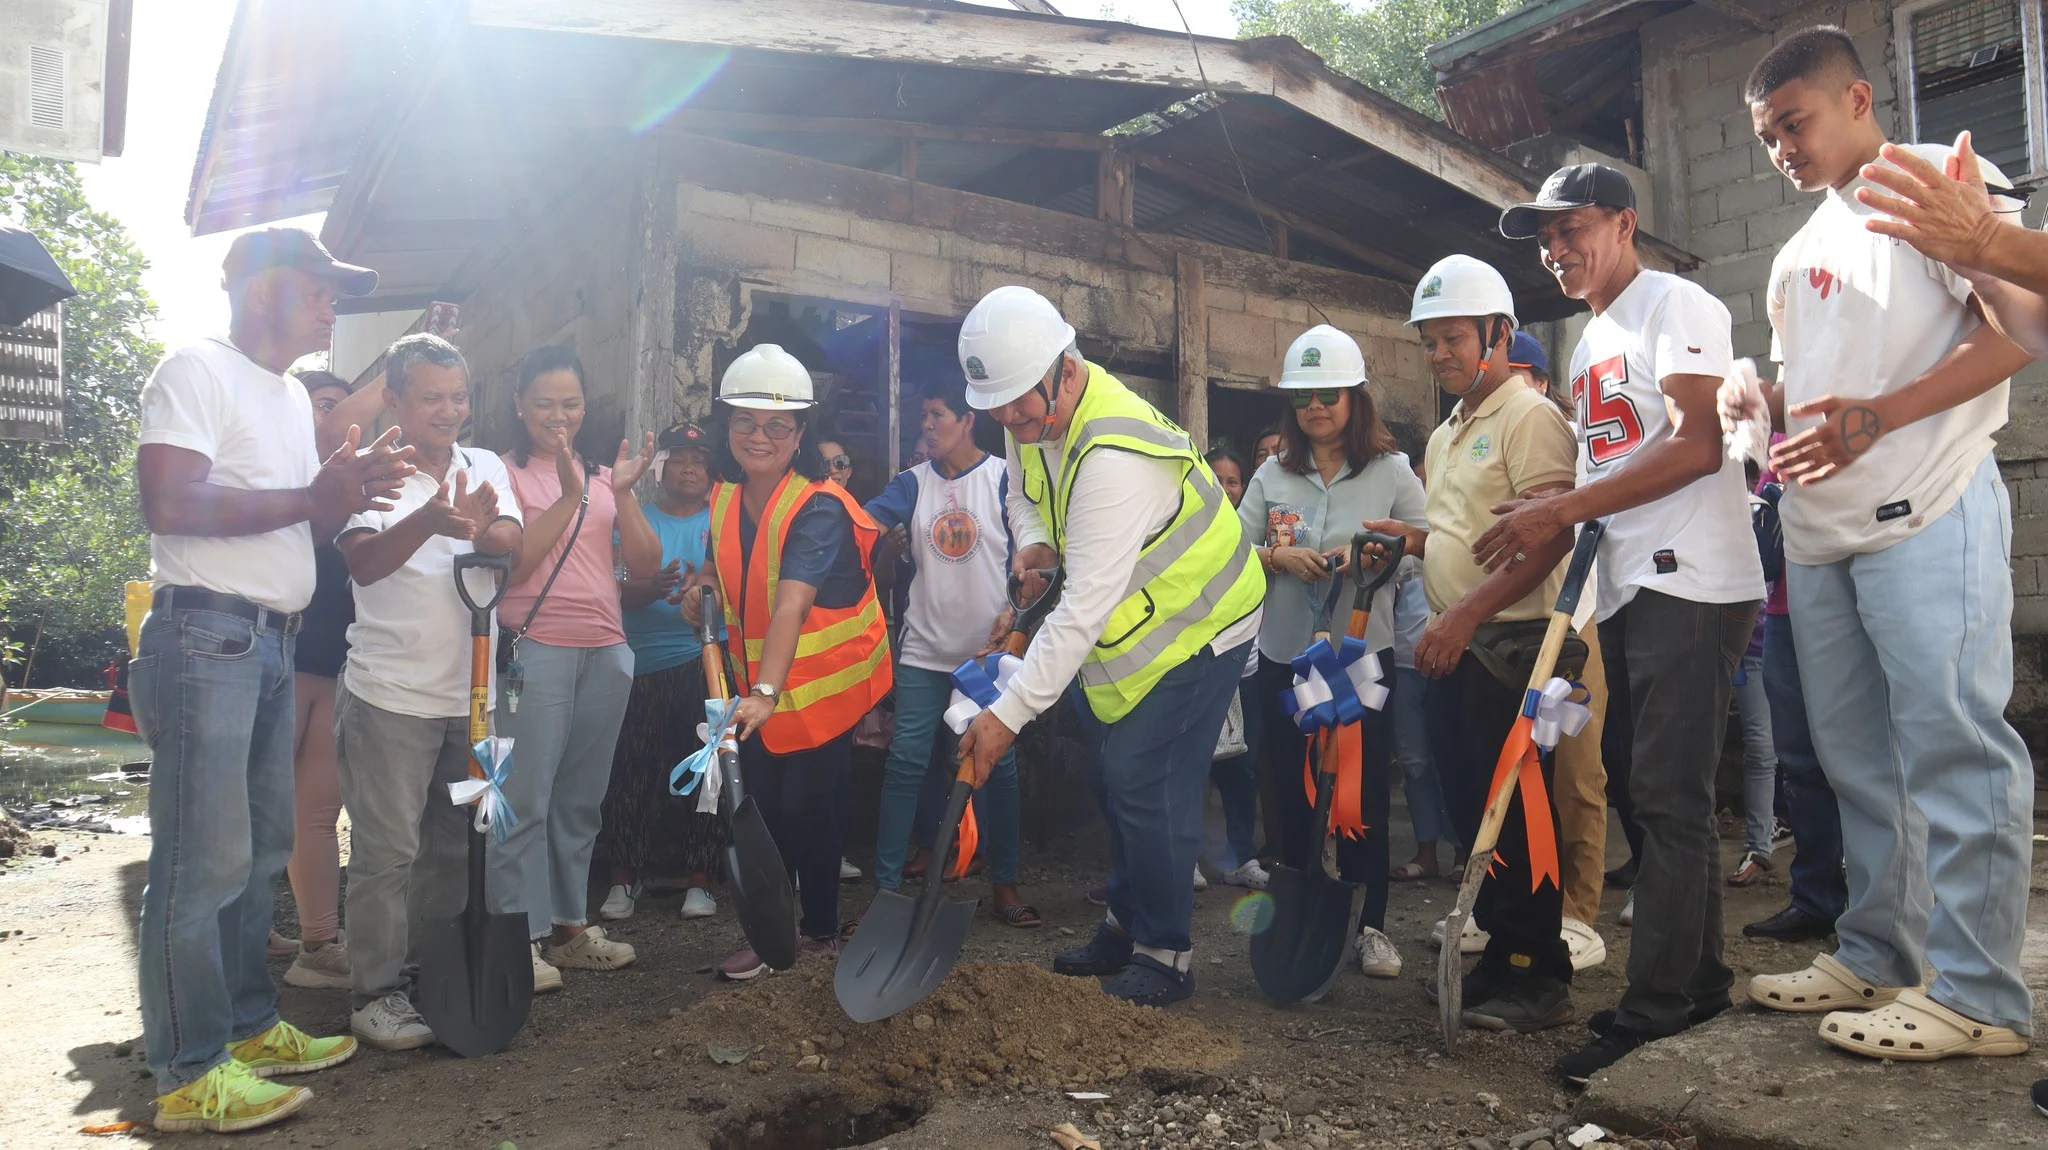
1230, 892, 1276, 935
630, 48, 733, 136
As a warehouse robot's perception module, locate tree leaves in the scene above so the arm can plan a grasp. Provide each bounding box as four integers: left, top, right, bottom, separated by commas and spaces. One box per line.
1232, 0, 1513, 117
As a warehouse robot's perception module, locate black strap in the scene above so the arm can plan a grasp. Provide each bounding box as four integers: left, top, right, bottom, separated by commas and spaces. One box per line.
505, 486, 589, 662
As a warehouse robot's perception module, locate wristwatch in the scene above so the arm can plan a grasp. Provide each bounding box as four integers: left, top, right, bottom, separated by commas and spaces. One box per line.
751, 683, 780, 703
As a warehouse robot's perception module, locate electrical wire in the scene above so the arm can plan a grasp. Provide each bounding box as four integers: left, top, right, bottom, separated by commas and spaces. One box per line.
1168, 0, 1272, 250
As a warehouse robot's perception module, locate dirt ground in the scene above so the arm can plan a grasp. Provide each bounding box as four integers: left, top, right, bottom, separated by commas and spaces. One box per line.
0, 797, 2037, 1150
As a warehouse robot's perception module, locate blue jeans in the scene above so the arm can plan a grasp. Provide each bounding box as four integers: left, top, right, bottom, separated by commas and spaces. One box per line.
1787, 456, 2034, 1033
1205, 675, 1264, 870
1761, 612, 1845, 922
131, 605, 298, 1093
1390, 665, 1453, 847
873, 665, 1019, 889
1072, 640, 1249, 954
1733, 650, 1778, 856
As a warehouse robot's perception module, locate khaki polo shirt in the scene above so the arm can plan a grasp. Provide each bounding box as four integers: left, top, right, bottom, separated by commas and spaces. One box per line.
1422, 381, 1577, 621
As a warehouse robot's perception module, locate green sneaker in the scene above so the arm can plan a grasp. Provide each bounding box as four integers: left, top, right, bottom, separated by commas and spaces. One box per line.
153, 1059, 311, 1133
229, 1020, 357, 1077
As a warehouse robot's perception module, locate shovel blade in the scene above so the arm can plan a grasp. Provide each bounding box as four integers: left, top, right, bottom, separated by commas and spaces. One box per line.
835, 885, 978, 1023
1249, 861, 1363, 1005
727, 792, 798, 972
415, 906, 533, 1059
1438, 908, 1465, 1050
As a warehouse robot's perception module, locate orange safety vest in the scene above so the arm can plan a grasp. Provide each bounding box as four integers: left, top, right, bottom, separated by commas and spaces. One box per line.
710, 472, 892, 754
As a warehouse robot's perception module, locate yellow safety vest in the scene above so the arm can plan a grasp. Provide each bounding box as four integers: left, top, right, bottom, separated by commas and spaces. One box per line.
1016, 363, 1263, 722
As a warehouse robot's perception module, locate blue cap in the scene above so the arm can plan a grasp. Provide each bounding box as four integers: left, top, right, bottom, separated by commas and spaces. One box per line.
1508, 331, 1548, 375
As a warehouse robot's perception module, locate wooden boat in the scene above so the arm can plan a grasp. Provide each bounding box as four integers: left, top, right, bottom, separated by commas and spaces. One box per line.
0, 688, 111, 726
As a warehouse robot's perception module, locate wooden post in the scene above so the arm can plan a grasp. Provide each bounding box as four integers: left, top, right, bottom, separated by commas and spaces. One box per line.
887, 298, 903, 475
1269, 221, 1289, 261
1096, 148, 1134, 226
1174, 253, 1208, 450
899, 138, 917, 182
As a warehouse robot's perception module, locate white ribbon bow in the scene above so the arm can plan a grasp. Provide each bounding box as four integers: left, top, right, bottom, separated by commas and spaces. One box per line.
449, 736, 517, 839
944, 653, 1024, 734
1531, 677, 1592, 751
669, 698, 739, 815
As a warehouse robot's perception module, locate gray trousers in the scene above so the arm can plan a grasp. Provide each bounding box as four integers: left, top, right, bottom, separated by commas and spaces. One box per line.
485, 639, 634, 939
1599, 589, 1758, 1036
332, 682, 474, 1009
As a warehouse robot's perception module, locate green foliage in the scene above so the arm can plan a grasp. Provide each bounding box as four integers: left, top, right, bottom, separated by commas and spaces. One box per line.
1232, 0, 1514, 116
0, 461, 149, 686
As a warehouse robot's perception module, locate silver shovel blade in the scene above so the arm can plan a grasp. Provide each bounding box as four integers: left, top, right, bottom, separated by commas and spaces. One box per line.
835, 886, 979, 1023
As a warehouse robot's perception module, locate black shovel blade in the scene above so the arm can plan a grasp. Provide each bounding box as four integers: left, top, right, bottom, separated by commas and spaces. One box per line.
1249, 861, 1364, 1006
416, 833, 533, 1058
727, 792, 797, 972
835, 885, 979, 1023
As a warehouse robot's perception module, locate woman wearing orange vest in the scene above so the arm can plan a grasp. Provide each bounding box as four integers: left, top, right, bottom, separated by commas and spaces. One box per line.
683, 343, 892, 981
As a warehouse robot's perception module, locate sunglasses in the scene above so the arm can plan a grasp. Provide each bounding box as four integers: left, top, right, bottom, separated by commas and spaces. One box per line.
825, 455, 852, 471
730, 414, 798, 440
1289, 388, 1345, 409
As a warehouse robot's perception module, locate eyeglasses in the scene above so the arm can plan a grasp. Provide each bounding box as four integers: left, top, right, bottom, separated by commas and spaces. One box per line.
729, 414, 798, 439
1289, 388, 1345, 409
825, 454, 852, 472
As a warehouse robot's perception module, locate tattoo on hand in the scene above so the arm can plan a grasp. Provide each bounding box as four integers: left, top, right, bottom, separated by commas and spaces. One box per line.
1841, 405, 1882, 455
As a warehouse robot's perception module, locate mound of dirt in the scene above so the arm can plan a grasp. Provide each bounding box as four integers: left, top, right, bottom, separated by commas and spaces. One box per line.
644, 959, 1237, 1093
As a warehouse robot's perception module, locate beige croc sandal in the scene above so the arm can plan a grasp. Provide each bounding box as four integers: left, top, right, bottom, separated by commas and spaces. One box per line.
1820, 990, 2030, 1061
1748, 953, 1919, 1013
541, 924, 637, 971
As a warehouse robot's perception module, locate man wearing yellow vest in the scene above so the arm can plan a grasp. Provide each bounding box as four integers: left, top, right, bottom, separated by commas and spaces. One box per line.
954, 286, 1263, 1006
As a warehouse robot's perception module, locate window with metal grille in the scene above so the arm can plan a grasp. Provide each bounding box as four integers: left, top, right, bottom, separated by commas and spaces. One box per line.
1898, 0, 2046, 178
28, 44, 65, 131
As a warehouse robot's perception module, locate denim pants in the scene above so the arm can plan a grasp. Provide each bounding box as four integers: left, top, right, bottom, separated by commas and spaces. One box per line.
1389, 665, 1453, 848
1206, 674, 1266, 870
487, 639, 634, 939
873, 664, 1019, 890
1787, 457, 2034, 1034
132, 605, 297, 1093
1601, 589, 1757, 1036
1258, 654, 1391, 935
1761, 612, 1845, 922
1072, 640, 1249, 954
1733, 650, 1778, 857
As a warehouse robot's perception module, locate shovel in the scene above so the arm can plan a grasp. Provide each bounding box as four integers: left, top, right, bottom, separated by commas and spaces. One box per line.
699, 585, 799, 973
836, 568, 1064, 1023
417, 550, 533, 1058
1251, 531, 1406, 1006
1439, 519, 1604, 1051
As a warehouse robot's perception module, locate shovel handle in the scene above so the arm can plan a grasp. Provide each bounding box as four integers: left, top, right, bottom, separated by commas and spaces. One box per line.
453, 552, 513, 758
700, 586, 729, 701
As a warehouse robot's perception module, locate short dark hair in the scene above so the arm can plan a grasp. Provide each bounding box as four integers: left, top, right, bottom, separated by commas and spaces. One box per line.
292, 368, 349, 395
383, 332, 466, 396
1203, 446, 1246, 476
1746, 25, 1866, 104
1280, 384, 1399, 478
921, 375, 972, 419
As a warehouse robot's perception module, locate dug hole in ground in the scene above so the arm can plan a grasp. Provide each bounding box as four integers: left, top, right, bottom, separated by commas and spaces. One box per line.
6, 791, 2048, 1150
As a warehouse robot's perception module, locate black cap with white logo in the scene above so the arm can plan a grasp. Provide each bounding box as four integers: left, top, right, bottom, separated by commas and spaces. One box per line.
1499, 163, 1638, 240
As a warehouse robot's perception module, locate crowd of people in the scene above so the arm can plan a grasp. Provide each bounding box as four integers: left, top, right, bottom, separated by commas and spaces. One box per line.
124, 22, 2044, 1135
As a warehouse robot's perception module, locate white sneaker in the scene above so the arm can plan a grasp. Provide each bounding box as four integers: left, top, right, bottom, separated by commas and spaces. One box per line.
1619, 891, 1635, 927
1561, 917, 1608, 970
839, 857, 863, 882
1192, 863, 1209, 892
1223, 859, 1270, 890
350, 991, 434, 1051
678, 887, 716, 920
1357, 926, 1402, 978
1429, 914, 1490, 953
598, 883, 639, 921
530, 943, 563, 994
282, 939, 351, 989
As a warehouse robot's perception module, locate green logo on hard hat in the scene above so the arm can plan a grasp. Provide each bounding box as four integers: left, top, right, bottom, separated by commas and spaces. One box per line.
1421, 275, 1443, 300
1300, 347, 1322, 368
965, 356, 988, 382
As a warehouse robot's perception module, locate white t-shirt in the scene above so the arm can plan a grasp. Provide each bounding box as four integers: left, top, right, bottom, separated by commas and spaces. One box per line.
339, 447, 523, 719
872, 455, 1012, 673
1570, 270, 1765, 619
139, 338, 322, 613
1768, 143, 2012, 565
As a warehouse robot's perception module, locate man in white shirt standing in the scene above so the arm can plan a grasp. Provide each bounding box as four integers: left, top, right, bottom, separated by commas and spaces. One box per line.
134, 228, 415, 1132
334, 334, 523, 1050
1483, 165, 1766, 1083
1732, 27, 2037, 1063
953, 286, 1263, 1006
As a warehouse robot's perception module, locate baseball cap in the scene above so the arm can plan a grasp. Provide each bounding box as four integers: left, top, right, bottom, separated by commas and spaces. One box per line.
1507, 331, 1549, 376
653, 420, 711, 470
222, 227, 378, 296
1499, 163, 1637, 240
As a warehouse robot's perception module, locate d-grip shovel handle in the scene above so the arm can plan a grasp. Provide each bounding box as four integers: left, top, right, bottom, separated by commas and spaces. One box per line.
1349, 531, 1407, 603
452, 551, 513, 754
452, 551, 514, 637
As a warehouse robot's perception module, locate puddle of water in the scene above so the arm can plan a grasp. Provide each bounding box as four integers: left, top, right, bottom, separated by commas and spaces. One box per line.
1, 722, 151, 821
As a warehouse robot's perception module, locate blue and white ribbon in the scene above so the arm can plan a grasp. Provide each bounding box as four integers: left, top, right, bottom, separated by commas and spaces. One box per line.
670, 698, 740, 815
1279, 636, 1387, 732
943, 652, 1024, 735
1529, 677, 1592, 751
451, 736, 518, 841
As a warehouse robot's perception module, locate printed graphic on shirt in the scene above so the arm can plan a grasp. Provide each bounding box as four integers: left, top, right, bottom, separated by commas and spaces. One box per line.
928, 506, 982, 564
1469, 434, 1492, 462
1572, 353, 1645, 466
1266, 504, 1308, 548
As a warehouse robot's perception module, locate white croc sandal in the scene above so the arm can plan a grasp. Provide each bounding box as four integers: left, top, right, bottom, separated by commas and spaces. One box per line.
1748, 952, 1919, 1013
1820, 990, 2029, 1062
541, 925, 637, 971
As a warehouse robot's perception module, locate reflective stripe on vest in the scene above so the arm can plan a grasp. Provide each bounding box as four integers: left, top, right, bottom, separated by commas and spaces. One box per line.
1015, 363, 1263, 723
710, 473, 893, 753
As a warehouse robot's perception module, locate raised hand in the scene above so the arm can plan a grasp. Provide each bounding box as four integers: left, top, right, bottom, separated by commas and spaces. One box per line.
1855, 133, 2003, 271
612, 432, 657, 493
311, 424, 417, 515
652, 557, 685, 601
552, 429, 586, 503
416, 474, 478, 540
453, 473, 499, 527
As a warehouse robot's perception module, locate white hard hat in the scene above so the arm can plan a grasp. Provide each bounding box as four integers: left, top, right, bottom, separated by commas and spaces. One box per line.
1407, 255, 1518, 328
1279, 324, 1367, 389
957, 286, 1077, 411
719, 344, 814, 410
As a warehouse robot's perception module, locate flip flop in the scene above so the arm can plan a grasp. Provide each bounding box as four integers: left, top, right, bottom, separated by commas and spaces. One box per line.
1390, 862, 1434, 881
994, 901, 1042, 928
1820, 990, 2030, 1062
